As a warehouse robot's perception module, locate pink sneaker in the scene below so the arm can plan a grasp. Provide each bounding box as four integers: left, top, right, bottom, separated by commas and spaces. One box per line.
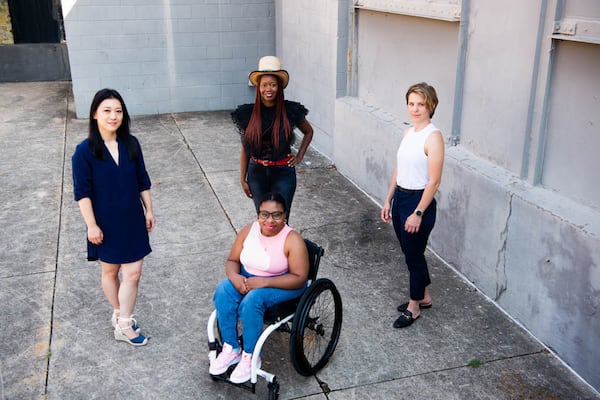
229, 351, 261, 384
209, 343, 241, 375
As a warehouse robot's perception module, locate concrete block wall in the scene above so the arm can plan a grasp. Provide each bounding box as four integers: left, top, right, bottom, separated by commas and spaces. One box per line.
62, 0, 275, 118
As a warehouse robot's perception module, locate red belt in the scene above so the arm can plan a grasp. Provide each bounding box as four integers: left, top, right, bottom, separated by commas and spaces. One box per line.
251, 155, 293, 166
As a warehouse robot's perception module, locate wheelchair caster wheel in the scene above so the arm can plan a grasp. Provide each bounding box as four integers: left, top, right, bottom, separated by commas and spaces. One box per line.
267, 380, 279, 400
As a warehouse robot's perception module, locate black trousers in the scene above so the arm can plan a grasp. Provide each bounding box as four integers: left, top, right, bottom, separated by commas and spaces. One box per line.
391, 187, 437, 300
246, 160, 297, 219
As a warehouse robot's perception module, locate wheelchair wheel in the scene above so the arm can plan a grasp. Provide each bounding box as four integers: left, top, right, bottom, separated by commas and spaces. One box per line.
290, 278, 342, 376
267, 380, 280, 400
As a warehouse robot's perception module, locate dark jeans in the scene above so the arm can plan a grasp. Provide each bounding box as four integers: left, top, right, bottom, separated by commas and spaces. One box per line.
391, 188, 437, 301
246, 160, 297, 218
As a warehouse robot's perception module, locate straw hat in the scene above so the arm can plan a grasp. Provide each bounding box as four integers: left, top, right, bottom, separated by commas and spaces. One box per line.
248, 56, 289, 88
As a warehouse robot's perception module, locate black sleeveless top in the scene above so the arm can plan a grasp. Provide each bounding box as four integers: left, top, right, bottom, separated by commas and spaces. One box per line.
231, 100, 308, 160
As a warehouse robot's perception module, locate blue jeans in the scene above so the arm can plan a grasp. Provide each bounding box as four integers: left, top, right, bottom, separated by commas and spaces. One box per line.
246, 160, 296, 218
391, 188, 437, 301
213, 267, 307, 354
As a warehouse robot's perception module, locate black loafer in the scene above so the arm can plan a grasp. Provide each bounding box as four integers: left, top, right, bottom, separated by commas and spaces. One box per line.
393, 310, 419, 328
397, 302, 432, 312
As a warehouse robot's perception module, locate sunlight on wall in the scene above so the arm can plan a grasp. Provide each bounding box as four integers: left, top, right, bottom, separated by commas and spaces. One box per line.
163, 0, 177, 88
62, 0, 76, 17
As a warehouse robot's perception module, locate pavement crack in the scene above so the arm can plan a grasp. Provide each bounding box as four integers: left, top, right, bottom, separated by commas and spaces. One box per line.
319, 350, 551, 398
44, 86, 71, 396
169, 114, 237, 233
314, 375, 331, 395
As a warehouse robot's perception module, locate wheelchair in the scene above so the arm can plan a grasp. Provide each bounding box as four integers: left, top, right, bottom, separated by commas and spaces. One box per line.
207, 239, 343, 399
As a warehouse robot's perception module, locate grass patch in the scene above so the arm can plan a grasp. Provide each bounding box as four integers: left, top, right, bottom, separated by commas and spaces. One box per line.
468, 358, 485, 368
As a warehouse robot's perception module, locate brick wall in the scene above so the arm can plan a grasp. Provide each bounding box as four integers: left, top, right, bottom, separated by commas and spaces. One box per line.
0, 0, 14, 44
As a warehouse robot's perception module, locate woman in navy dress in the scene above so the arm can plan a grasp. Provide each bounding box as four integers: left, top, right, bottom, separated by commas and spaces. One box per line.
72, 88, 155, 346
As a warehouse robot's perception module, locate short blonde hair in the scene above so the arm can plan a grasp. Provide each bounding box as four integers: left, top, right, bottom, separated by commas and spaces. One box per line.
405, 82, 439, 118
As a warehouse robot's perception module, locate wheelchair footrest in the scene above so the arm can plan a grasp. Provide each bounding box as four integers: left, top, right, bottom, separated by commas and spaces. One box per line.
210, 369, 257, 394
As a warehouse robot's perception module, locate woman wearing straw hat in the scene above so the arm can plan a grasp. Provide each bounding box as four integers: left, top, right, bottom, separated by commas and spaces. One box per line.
231, 56, 314, 219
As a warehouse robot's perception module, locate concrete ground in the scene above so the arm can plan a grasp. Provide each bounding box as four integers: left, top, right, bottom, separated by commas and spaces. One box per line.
1, 81, 598, 400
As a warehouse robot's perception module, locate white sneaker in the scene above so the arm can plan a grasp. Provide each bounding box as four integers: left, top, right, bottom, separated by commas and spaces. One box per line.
209, 343, 242, 375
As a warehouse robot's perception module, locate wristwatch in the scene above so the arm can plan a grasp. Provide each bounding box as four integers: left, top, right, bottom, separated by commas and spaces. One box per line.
415, 209, 423, 217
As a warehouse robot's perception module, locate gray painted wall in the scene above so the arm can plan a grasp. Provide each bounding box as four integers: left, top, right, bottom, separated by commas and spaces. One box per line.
433, 147, 600, 391
61, 0, 275, 118
459, 1, 542, 174
542, 40, 600, 209
323, 0, 600, 391
334, 8, 459, 200
273, 0, 348, 158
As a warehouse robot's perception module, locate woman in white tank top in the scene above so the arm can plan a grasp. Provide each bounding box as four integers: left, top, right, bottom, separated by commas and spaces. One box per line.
380, 82, 445, 329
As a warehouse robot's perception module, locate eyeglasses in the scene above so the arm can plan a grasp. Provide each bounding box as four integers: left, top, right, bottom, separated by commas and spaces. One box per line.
258, 210, 285, 221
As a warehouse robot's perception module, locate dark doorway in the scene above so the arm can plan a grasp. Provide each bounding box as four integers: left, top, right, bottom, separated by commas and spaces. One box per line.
1, 0, 70, 81
8, 0, 63, 44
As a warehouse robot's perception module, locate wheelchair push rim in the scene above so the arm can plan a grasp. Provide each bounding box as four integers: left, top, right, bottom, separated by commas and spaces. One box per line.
289, 278, 343, 376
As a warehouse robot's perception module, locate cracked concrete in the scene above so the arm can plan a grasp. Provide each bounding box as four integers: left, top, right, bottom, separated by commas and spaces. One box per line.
1, 82, 599, 399
494, 194, 511, 302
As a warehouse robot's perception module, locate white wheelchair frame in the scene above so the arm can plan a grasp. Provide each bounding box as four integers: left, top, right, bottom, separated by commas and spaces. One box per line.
207, 239, 342, 399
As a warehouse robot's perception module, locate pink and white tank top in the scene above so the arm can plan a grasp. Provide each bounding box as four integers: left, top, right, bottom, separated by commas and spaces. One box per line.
240, 221, 293, 277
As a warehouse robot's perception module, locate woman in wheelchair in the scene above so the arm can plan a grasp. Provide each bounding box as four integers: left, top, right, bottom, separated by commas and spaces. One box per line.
210, 192, 309, 384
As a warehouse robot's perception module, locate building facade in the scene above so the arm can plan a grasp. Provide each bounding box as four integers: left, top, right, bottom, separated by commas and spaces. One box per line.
327, 0, 600, 391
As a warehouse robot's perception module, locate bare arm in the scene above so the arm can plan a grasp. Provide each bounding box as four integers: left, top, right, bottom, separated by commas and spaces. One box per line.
288, 118, 314, 167
381, 128, 410, 223
77, 197, 103, 245
140, 189, 156, 232
380, 168, 398, 224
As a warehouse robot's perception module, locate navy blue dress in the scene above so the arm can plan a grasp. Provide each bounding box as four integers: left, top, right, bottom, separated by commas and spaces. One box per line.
72, 137, 152, 264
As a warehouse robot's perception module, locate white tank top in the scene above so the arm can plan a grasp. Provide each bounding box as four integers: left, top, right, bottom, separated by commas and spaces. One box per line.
396, 123, 438, 190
